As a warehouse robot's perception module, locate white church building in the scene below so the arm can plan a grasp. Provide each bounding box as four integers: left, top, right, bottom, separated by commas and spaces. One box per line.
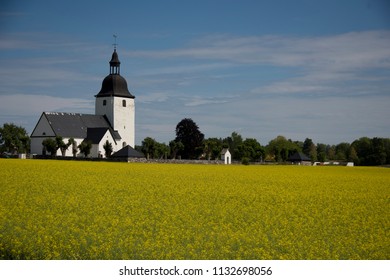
30, 48, 137, 158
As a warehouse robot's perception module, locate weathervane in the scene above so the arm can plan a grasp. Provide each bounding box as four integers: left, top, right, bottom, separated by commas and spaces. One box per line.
113, 34, 118, 50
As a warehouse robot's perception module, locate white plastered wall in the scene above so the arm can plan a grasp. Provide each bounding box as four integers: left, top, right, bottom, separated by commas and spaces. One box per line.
95, 96, 135, 148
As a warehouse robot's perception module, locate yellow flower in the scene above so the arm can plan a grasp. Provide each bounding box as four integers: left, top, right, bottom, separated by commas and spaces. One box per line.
0, 159, 388, 259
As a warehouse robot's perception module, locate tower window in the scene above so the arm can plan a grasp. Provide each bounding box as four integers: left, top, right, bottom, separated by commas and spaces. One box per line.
122, 100, 126, 107
103, 100, 107, 106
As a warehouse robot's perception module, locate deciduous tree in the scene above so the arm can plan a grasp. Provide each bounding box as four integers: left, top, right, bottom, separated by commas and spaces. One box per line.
55, 136, 70, 157
266, 135, 300, 162
169, 140, 184, 159
175, 118, 204, 159
223, 132, 243, 160
238, 138, 264, 162
303, 138, 317, 162
68, 138, 78, 157
203, 138, 223, 160
0, 123, 30, 154
78, 140, 92, 158
42, 138, 57, 156
142, 137, 157, 159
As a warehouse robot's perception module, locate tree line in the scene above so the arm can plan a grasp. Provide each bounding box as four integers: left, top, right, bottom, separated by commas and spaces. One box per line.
136, 118, 390, 166
1, 121, 389, 166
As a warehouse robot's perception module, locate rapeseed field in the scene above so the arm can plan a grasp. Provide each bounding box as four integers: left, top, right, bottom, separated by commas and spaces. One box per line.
0, 159, 388, 259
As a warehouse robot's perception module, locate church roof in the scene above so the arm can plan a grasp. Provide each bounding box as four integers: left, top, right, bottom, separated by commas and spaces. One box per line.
96, 49, 135, 99
110, 49, 120, 65
111, 145, 145, 158
31, 112, 121, 140
288, 152, 311, 162
96, 74, 134, 98
85, 127, 116, 144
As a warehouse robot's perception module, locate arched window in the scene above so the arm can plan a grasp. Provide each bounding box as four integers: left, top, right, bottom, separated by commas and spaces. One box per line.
103, 100, 107, 106
122, 100, 126, 107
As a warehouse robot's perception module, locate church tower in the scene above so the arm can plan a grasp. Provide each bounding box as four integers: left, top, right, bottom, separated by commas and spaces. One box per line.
95, 47, 135, 148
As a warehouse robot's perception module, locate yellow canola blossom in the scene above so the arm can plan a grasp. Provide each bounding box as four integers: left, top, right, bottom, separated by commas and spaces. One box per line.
0, 159, 389, 259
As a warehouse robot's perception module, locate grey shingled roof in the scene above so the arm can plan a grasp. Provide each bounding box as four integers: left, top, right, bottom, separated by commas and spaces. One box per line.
95, 50, 135, 99
96, 74, 135, 98
85, 127, 112, 144
38, 112, 121, 139
288, 152, 311, 161
111, 145, 145, 158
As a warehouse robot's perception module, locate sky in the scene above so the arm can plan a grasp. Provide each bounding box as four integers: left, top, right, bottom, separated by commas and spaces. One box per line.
1, 0, 390, 146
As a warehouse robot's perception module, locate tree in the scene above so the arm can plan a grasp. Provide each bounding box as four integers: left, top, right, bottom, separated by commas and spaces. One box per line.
68, 138, 78, 157
141, 137, 157, 159
352, 137, 371, 165
238, 138, 264, 162
203, 138, 223, 160
316, 143, 328, 162
0, 123, 30, 154
326, 145, 336, 160
223, 132, 243, 160
372, 137, 388, 165
348, 146, 359, 164
155, 142, 170, 159
42, 138, 57, 156
55, 136, 71, 156
335, 142, 350, 161
175, 118, 204, 159
266, 135, 300, 162
352, 137, 390, 166
78, 140, 92, 158
103, 140, 113, 157
169, 140, 184, 159
303, 138, 317, 162
384, 138, 390, 164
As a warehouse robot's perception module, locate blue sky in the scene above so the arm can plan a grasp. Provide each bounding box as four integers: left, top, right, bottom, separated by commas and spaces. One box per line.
1, 0, 389, 145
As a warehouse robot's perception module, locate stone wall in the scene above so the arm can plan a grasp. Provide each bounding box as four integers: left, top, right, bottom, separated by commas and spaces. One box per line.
111, 157, 230, 165
32, 155, 232, 164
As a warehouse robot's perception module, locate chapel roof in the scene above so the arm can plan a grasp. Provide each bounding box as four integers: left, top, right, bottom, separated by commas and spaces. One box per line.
85, 127, 117, 144
288, 152, 311, 162
31, 112, 121, 140
110, 49, 120, 65
96, 74, 134, 98
111, 145, 145, 158
96, 49, 135, 99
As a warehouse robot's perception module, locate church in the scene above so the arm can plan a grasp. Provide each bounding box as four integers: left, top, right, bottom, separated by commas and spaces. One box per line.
30, 47, 138, 158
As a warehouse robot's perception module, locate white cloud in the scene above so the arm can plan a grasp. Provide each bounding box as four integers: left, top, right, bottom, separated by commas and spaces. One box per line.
184, 97, 229, 107
192, 94, 390, 145
136, 62, 232, 76
127, 31, 390, 68
253, 82, 332, 96
0, 94, 93, 116
0, 94, 94, 134
131, 31, 390, 143
1, 30, 389, 144
128, 30, 390, 100
137, 91, 172, 103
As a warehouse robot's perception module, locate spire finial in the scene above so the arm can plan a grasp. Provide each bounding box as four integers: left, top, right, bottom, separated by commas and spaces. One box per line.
113, 34, 118, 50
110, 35, 120, 75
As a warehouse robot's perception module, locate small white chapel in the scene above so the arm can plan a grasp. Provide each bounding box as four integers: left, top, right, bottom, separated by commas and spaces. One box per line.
30, 47, 138, 158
